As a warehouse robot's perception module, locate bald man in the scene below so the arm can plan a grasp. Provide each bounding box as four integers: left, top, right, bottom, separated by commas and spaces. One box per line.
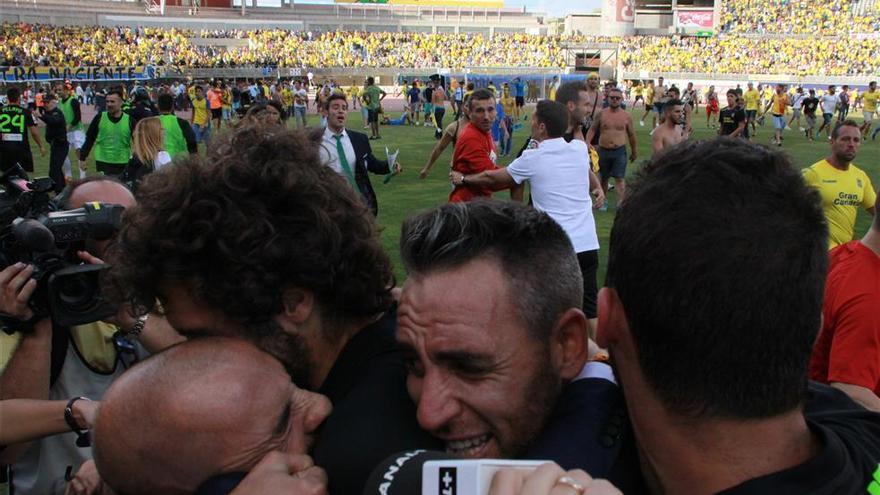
93, 337, 331, 495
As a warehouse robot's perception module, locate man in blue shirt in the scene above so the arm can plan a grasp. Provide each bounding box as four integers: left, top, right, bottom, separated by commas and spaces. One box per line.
407, 81, 422, 125
514, 77, 526, 120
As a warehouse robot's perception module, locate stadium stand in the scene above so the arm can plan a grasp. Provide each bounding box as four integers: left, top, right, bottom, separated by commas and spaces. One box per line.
2, 0, 879, 76
719, 0, 879, 35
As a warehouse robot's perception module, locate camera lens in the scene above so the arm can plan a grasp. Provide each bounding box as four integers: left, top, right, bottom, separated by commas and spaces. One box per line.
56, 273, 99, 311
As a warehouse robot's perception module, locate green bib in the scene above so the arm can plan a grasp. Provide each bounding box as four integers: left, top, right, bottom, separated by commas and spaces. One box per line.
94, 112, 131, 165
58, 97, 82, 130
159, 114, 187, 157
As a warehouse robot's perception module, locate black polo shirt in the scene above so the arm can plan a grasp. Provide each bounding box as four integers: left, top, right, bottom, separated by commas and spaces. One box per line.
718, 382, 880, 494
312, 306, 441, 494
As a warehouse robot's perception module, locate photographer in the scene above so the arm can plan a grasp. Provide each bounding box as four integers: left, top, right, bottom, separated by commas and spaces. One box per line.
0, 177, 182, 494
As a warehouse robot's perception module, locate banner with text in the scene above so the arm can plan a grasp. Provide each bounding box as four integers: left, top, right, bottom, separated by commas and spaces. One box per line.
676, 10, 715, 30
0, 66, 162, 83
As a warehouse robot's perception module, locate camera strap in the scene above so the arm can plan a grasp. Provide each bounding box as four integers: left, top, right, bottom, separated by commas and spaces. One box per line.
49, 322, 69, 387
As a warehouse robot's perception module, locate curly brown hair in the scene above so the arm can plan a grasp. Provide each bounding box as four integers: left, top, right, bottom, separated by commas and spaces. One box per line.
106, 124, 394, 332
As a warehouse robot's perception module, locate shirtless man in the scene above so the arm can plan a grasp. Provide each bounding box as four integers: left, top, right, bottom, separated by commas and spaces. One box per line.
420, 104, 469, 179
583, 73, 603, 135
585, 87, 637, 205
651, 76, 668, 128
432, 82, 447, 137
705, 85, 720, 128
667, 86, 692, 138
651, 98, 685, 153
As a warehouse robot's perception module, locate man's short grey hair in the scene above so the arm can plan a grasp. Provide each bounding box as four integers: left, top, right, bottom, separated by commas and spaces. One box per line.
400, 200, 582, 341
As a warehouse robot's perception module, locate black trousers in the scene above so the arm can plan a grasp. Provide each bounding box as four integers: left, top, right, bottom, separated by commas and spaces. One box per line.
48, 140, 69, 192
434, 107, 446, 129
577, 249, 599, 319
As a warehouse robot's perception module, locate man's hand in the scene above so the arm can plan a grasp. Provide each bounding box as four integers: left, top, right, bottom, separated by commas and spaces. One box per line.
71, 399, 100, 430
230, 452, 327, 495
629, 150, 638, 163
64, 460, 110, 495
592, 186, 606, 210
419, 167, 431, 179
489, 462, 621, 495
39, 146, 47, 157
77, 250, 105, 265
0, 263, 37, 321
393, 162, 403, 175
449, 171, 464, 186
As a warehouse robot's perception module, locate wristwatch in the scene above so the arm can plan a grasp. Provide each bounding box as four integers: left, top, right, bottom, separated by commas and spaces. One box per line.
64, 396, 92, 448
0, 312, 44, 334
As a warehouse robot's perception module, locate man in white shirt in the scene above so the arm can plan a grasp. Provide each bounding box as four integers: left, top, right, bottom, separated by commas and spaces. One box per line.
788, 86, 806, 131
292, 80, 308, 128
818, 85, 841, 140
317, 93, 402, 216
450, 99, 601, 336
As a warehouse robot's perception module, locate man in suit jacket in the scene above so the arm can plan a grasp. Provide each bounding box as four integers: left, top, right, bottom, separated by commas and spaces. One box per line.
396, 200, 627, 480
319, 93, 402, 215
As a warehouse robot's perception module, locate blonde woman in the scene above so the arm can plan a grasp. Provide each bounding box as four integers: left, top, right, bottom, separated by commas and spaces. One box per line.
121, 116, 172, 190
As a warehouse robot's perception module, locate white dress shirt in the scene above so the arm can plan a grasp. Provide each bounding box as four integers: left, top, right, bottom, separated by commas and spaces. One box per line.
320, 127, 357, 179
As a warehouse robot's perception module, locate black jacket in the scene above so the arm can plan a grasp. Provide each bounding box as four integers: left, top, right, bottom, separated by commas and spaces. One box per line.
346, 129, 390, 216
38, 108, 68, 145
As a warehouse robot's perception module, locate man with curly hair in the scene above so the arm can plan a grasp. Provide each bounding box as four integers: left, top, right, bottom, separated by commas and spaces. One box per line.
106, 125, 439, 494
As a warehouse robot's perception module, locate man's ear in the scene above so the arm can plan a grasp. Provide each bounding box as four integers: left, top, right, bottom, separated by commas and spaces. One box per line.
280, 288, 315, 325
552, 307, 590, 381
597, 287, 627, 350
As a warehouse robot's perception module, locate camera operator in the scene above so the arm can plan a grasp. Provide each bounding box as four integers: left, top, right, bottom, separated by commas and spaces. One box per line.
0, 177, 183, 494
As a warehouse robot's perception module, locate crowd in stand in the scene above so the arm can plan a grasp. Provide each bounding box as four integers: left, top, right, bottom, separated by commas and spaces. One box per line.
619, 35, 879, 77
719, 0, 879, 34
2, 0, 880, 77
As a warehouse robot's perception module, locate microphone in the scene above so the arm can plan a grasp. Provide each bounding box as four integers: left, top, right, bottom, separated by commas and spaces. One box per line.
12, 218, 55, 252
363, 450, 549, 495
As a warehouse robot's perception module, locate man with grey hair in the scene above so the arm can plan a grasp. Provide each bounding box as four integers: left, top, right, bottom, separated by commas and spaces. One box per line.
395, 200, 628, 479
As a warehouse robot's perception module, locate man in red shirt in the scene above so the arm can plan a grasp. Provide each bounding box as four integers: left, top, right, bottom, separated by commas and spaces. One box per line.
810, 206, 880, 411
449, 89, 521, 202
207, 81, 224, 130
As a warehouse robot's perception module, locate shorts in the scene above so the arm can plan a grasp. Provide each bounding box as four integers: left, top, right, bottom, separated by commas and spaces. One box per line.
653, 102, 663, 114
822, 113, 833, 125
746, 110, 757, 122
864, 110, 875, 124
772, 114, 786, 130
410, 102, 422, 113
576, 250, 598, 319
708, 103, 719, 114
211, 108, 222, 120
368, 109, 379, 124
598, 145, 628, 180
805, 114, 816, 129
67, 129, 86, 149
791, 108, 802, 118
424, 103, 434, 114
515, 96, 525, 107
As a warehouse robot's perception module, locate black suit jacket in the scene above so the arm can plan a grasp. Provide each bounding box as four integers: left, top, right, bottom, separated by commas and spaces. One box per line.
346, 129, 390, 216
